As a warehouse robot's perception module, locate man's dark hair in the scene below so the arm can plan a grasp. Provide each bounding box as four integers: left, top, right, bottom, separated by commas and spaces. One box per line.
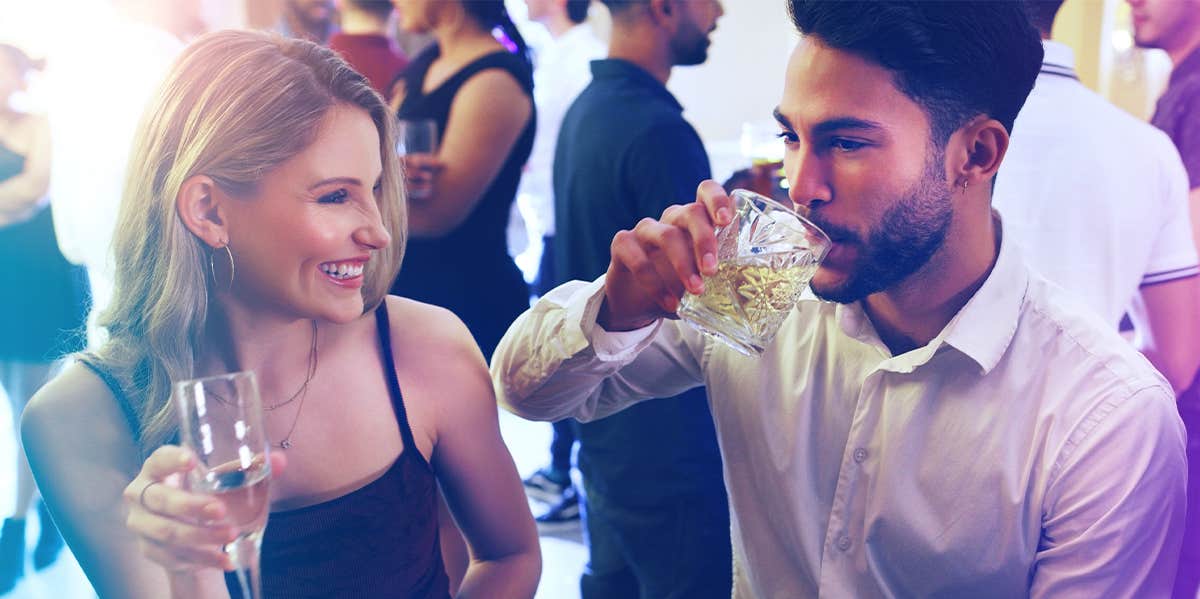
788, 0, 1043, 146
1023, 0, 1066, 37
567, 0, 591, 24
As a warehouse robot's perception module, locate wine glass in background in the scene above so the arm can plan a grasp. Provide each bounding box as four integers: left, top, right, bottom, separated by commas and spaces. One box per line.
397, 118, 440, 199
175, 371, 271, 599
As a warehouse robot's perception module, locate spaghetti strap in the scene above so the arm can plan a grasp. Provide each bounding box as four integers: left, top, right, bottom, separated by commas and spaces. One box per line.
78, 358, 143, 446
374, 301, 422, 464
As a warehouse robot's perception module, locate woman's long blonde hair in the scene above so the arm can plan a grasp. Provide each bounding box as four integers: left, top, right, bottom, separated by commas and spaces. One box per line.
90, 30, 406, 455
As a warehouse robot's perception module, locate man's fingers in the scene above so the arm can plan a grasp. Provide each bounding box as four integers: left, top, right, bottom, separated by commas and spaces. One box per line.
614, 225, 674, 312
669, 202, 721, 281
697, 180, 735, 228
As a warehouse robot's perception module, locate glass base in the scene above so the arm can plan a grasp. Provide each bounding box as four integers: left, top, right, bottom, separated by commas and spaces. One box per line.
677, 302, 764, 357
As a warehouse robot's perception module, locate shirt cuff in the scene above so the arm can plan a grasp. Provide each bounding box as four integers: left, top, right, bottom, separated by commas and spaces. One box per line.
568, 277, 662, 362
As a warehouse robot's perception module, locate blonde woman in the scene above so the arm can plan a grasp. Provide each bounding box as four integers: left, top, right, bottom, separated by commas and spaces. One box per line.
21, 30, 539, 599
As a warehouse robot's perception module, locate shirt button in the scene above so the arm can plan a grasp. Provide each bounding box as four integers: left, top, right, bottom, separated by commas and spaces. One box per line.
853, 448, 868, 463
837, 536, 852, 551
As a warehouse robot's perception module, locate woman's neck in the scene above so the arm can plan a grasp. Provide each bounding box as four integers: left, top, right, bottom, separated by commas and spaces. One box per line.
199, 299, 319, 390
432, 16, 500, 59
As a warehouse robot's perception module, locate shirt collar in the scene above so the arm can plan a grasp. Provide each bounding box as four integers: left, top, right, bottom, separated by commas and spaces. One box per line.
1171, 44, 1200, 86
590, 58, 683, 112
1039, 40, 1079, 80
936, 215, 1028, 374
831, 214, 1028, 375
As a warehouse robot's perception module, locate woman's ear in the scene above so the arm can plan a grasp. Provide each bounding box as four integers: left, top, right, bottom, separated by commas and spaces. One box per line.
176, 175, 229, 248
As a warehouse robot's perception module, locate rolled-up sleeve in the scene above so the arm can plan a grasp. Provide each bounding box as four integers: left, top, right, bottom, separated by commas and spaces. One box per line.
491, 277, 707, 423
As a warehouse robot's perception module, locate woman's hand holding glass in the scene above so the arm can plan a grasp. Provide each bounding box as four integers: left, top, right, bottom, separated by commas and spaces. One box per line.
123, 445, 237, 572
400, 153, 445, 200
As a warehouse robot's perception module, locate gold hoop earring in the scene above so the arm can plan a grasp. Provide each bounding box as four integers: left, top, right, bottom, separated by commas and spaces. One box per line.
210, 243, 235, 291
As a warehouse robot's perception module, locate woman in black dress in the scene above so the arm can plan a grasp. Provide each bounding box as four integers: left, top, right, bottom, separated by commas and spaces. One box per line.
390, 0, 535, 359
22, 31, 539, 598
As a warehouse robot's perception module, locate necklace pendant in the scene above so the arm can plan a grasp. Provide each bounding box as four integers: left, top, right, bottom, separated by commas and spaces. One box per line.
280, 439, 292, 449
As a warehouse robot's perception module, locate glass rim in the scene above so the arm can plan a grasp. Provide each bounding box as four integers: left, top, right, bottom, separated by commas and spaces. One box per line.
729, 188, 833, 250
173, 370, 258, 394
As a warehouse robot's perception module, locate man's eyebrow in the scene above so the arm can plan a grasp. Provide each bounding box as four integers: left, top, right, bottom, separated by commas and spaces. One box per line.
773, 107, 887, 137
812, 117, 887, 136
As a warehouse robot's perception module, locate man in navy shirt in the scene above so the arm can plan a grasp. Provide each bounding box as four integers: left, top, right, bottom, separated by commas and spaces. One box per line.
551, 1, 730, 597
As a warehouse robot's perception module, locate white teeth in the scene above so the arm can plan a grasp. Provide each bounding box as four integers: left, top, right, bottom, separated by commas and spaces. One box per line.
321, 262, 365, 280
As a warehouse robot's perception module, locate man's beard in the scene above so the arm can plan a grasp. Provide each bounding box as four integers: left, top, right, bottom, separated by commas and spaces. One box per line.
672, 23, 712, 66
806, 149, 954, 304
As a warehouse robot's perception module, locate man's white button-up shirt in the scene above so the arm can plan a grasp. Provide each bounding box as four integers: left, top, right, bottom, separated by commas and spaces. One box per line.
492, 226, 1187, 598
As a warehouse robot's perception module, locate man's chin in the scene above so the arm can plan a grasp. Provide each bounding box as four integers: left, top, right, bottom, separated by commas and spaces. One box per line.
810, 271, 864, 305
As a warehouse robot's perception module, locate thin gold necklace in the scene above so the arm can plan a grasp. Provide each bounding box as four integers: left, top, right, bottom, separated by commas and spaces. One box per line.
272, 321, 319, 450
264, 320, 318, 412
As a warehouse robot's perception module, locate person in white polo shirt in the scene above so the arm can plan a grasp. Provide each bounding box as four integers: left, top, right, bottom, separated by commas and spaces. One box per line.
995, 0, 1200, 395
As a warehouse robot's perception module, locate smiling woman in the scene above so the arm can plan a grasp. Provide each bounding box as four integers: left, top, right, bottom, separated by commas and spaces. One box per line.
18, 30, 540, 599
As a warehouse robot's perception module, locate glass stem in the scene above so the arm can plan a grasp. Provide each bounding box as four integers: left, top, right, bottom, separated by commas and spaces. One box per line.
225, 534, 263, 599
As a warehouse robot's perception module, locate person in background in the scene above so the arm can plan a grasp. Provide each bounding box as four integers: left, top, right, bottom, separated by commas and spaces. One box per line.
0, 42, 86, 595
996, 0, 1200, 389
278, 0, 337, 45
329, 0, 408, 101
493, 0, 1188, 596
389, 0, 535, 360
1128, 1, 1200, 596
516, 0, 606, 526
546, 0, 732, 597
21, 30, 539, 599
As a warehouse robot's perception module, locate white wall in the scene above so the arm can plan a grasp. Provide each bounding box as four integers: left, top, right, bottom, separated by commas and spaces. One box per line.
668, 0, 798, 145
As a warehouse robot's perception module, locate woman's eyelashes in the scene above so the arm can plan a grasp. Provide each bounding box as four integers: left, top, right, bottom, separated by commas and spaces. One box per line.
317, 188, 350, 204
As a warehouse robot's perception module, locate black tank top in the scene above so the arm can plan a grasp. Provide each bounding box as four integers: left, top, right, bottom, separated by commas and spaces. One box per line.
390, 46, 535, 360
82, 303, 451, 598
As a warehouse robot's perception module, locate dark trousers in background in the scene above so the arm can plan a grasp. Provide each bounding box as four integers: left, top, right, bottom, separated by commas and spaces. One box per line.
580, 486, 732, 599
534, 235, 557, 298
1175, 398, 1200, 599
550, 419, 575, 475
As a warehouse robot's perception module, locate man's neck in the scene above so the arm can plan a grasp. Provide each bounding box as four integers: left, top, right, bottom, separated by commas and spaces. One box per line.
607, 26, 673, 84
338, 11, 388, 37
861, 206, 1000, 356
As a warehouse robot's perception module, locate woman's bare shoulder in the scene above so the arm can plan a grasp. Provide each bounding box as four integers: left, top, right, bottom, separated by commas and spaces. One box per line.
22, 361, 138, 455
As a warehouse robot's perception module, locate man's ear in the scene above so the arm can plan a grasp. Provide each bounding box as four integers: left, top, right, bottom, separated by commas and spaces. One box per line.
947, 116, 1009, 191
648, 0, 676, 27
176, 174, 230, 248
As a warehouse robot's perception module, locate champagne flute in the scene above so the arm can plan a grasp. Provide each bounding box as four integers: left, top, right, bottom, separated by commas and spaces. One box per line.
174, 371, 271, 599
